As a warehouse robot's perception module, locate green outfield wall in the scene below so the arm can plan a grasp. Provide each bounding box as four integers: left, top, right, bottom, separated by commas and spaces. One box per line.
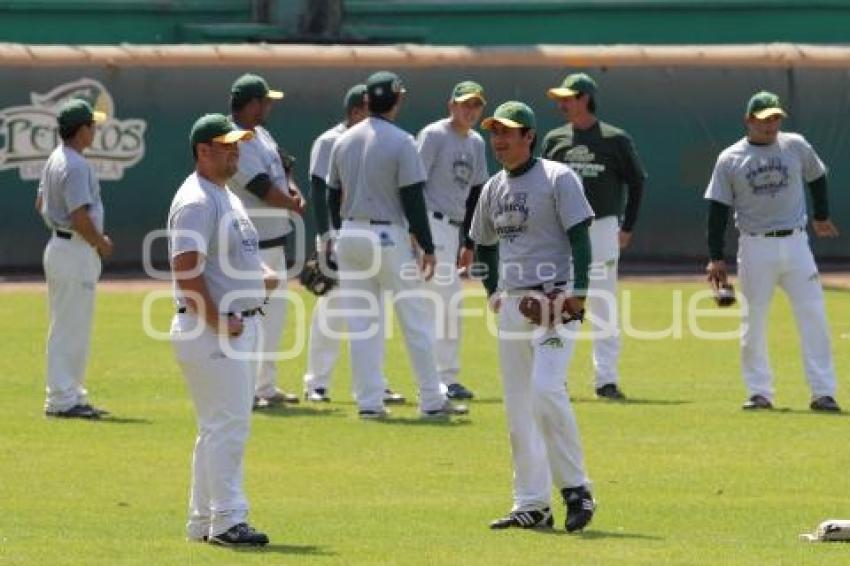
1, 44, 848, 272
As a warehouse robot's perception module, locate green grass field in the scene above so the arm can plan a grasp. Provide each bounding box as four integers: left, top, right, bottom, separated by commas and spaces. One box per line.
1, 280, 849, 565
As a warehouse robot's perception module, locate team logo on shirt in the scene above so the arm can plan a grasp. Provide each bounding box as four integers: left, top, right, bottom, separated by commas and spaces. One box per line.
0, 78, 146, 181
233, 218, 258, 254
561, 145, 605, 180
746, 157, 789, 197
494, 192, 529, 242
452, 151, 473, 190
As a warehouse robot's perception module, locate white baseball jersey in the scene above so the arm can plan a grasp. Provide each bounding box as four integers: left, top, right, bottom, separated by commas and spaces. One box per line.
704, 132, 826, 234
470, 159, 594, 290
327, 116, 426, 224
228, 124, 292, 240
38, 144, 104, 232
168, 172, 265, 314
309, 123, 346, 180
416, 118, 488, 221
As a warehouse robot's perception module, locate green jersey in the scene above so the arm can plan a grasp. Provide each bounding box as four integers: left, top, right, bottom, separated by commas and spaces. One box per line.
542, 121, 646, 222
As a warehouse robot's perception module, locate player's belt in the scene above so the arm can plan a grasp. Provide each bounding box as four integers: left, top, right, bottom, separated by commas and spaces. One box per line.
431, 211, 463, 227
515, 280, 569, 292
177, 306, 265, 317
54, 229, 73, 239
258, 235, 287, 249
345, 218, 392, 225
750, 228, 800, 238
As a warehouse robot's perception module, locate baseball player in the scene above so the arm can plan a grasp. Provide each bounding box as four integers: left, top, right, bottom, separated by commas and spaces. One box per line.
302, 83, 404, 404
37, 98, 112, 419
705, 91, 841, 412
542, 73, 647, 401
227, 73, 306, 409
469, 101, 596, 532
415, 80, 489, 400
327, 70, 468, 419
169, 113, 273, 546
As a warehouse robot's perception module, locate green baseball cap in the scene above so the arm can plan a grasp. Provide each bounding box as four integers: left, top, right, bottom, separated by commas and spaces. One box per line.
57, 98, 106, 129
366, 71, 406, 106
344, 84, 367, 110
189, 113, 254, 146
231, 73, 284, 103
547, 72, 597, 100
451, 80, 486, 104
481, 101, 536, 130
746, 91, 787, 119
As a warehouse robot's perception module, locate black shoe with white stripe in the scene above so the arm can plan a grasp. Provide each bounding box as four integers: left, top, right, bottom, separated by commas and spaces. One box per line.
562, 486, 596, 532
209, 522, 269, 546
489, 507, 553, 530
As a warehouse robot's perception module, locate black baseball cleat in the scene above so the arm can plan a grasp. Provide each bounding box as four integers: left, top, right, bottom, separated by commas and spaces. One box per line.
742, 394, 773, 410
304, 387, 331, 403
562, 486, 596, 532
490, 507, 553, 530
422, 400, 468, 418
209, 522, 269, 546
80, 404, 110, 416
45, 404, 101, 419
595, 384, 626, 401
358, 408, 390, 420
446, 383, 475, 400
810, 396, 841, 413
383, 389, 406, 405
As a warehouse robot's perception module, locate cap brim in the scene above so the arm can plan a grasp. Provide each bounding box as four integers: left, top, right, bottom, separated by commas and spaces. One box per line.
547, 87, 580, 100
751, 107, 787, 120
266, 89, 284, 100
212, 130, 254, 144
454, 92, 486, 104
92, 111, 107, 123
481, 116, 525, 130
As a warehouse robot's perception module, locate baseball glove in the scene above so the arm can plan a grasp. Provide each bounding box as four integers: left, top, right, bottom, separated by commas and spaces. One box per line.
709, 277, 736, 307
299, 254, 338, 296
518, 291, 585, 326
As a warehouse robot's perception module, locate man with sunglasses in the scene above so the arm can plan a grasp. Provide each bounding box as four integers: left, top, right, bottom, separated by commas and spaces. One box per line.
542, 73, 646, 402
37, 98, 112, 419
169, 113, 277, 546
704, 91, 840, 412
415, 81, 490, 401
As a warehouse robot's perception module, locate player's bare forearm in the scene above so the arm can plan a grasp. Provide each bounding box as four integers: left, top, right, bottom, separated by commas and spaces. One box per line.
69, 206, 112, 257
812, 218, 839, 238
263, 186, 306, 215
35, 193, 43, 213
262, 262, 280, 293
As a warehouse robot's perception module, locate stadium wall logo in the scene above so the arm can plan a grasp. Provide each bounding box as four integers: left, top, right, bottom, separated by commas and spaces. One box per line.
0, 78, 146, 181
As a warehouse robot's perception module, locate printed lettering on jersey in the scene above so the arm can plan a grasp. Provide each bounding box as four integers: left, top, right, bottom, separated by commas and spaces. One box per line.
494, 192, 529, 242
746, 157, 789, 197
232, 218, 259, 254
563, 146, 605, 179
0, 78, 146, 181
452, 151, 473, 190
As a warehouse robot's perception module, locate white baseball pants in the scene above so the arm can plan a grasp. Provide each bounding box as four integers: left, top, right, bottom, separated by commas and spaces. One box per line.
171, 312, 259, 539
254, 245, 288, 398
498, 294, 590, 512
302, 289, 389, 394
43, 233, 101, 412
738, 231, 836, 400
424, 214, 463, 387
587, 215, 621, 388
335, 220, 446, 413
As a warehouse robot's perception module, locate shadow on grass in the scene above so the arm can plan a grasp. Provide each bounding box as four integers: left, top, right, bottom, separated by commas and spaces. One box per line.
253, 406, 346, 418
570, 396, 693, 406
527, 528, 662, 540
226, 543, 335, 556
744, 407, 849, 417
367, 416, 474, 427
96, 416, 153, 425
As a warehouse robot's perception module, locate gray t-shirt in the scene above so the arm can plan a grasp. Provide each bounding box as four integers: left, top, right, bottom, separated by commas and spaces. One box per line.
168, 172, 265, 314
309, 122, 346, 180
417, 118, 488, 222
229, 124, 292, 240
38, 144, 104, 233
327, 116, 427, 225
704, 132, 826, 234
470, 159, 594, 290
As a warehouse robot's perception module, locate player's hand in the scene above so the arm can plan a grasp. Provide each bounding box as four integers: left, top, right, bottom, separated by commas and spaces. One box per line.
619, 230, 633, 249
488, 293, 502, 313
262, 271, 280, 294
457, 246, 474, 273
706, 259, 728, 285
812, 219, 839, 238
420, 253, 437, 281
225, 315, 244, 337
285, 193, 307, 216
96, 235, 114, 259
